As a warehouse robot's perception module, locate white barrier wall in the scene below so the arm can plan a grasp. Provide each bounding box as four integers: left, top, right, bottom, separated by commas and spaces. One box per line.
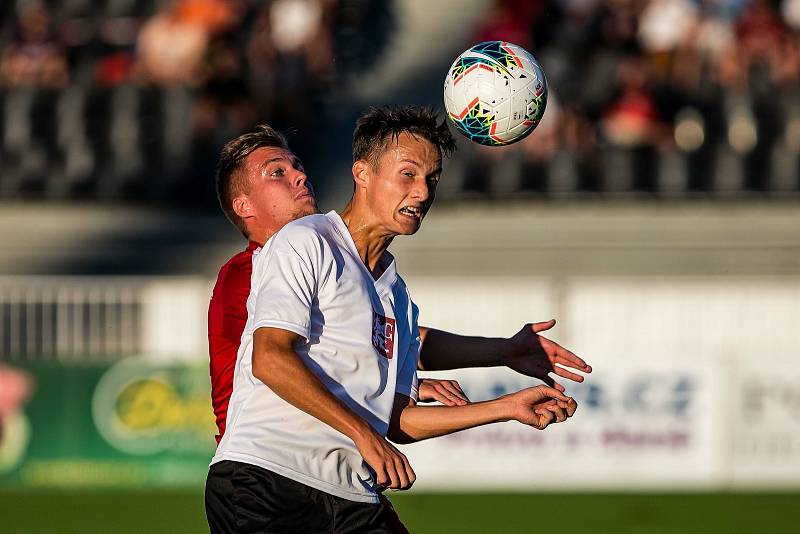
131, 273, 800, 489
401, 275, 800, 490
401, 360, 727, 490
731, 365, 800, 487
141, 278, 213, 362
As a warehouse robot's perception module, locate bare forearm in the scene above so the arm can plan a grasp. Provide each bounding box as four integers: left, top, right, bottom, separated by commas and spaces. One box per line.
391, 398, 512, 443
253, 343, 373, 443
418, 327, 509, 371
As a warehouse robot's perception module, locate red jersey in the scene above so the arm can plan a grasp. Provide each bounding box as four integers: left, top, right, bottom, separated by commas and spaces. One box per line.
208, 241, 259, 444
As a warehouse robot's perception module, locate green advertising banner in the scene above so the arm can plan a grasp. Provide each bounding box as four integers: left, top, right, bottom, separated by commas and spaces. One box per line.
0, 358, 216, 488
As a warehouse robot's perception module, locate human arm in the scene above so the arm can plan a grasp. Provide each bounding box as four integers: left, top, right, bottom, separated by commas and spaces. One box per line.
249, 225, 415, 490
386, 385, 576, 444
418, 319, 592, 392
252, 326, 415, 490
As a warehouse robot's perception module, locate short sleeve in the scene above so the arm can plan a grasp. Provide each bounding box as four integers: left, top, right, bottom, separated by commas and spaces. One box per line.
395, 300, 420, 401
251, 227, 319, 341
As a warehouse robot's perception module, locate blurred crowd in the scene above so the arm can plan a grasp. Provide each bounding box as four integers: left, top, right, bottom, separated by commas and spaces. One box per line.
2, 0, 800, 203
0, 0, 380, 203
458, 0, 800, 196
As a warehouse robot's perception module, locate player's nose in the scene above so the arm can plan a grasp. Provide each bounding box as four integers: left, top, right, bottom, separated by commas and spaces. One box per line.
411, 177, 430, 202
293, 170, 309, 189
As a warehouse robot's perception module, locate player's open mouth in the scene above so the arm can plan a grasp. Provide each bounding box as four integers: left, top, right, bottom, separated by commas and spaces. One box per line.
398, 206, 422, 220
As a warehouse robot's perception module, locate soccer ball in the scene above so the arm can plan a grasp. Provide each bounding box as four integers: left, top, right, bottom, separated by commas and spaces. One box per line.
444, 41, 548, 146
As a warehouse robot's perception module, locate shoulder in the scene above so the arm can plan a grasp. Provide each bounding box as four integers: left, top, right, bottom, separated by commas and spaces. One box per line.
214, 246, 255, 293
269, 214, 336, 255
282, 213, 333, 235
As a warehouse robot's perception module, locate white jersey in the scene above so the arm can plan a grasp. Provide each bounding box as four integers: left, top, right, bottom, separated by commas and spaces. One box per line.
212, 211, 419, 503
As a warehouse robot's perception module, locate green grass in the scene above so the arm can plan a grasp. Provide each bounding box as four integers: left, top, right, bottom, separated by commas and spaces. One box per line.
1, 490, 798, 533
390, 492, 800, 534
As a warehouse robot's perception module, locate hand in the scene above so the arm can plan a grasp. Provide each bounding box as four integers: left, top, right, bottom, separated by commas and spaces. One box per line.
502, 320, 592, 392
418, 378, 470, 406
533, 396, 578, 423
353, 430, 416, 491
503, 386, 577, 430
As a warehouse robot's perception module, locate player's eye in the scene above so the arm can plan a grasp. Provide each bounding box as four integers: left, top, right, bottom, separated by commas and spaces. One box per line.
270, 167, 286, 177
402, 171, 415, 178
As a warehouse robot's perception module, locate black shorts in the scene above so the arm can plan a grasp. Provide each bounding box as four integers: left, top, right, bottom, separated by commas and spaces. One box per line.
205, 460, 408, 534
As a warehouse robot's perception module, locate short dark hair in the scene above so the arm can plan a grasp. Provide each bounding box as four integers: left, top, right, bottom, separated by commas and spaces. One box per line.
352, 106, 456, 169
216, 124, 290, 237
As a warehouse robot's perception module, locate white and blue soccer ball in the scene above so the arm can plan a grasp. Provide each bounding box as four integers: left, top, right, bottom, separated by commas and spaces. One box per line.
444, 41, 548, 146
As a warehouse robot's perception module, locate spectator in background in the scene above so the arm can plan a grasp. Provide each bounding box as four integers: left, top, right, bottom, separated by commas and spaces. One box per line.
246, 0, 335, 128
0, 0, 68, 88
638, 0, 698, 83
472, 0, 544, 50
176, 0, 242, 36
136, 1, 209, 86
597, 0, 642, 52
736, 0, 799, 89
601, 54, 668, 149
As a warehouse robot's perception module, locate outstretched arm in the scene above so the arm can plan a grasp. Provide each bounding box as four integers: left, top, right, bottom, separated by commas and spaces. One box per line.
253, 326, 415, 490
418, 319, 592, 392
387, 386, 577, 444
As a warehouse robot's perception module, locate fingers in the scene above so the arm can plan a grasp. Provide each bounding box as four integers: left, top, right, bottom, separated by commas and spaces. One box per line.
362, 438, 415, 491
535, 385, 571, 403
546, 402, 568, 423
531, 319, 556, 334
393, 456, 409, 490
552, 365, 587, 383
566, 398, 578, 417
440, 380, 470, 405
421, 379, 470, 406
555, 347, 592, 372
387, 447, 415, 490
534, 407, 554, 430
388, 451, 415, 490
374, 464, 389, 490
386, 461, 401, 490
433, 382, 465, 406
535, 372, 565, 392
400, 453, 416, 490
534, 397, 578, 421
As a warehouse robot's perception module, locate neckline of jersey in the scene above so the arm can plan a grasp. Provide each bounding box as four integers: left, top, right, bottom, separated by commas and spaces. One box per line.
326, 210, 397, 292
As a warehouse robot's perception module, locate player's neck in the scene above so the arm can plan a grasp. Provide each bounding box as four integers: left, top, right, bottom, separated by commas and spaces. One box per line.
249, 222, 284, 247
247, 229, 270, 247
339, 204, 394, 279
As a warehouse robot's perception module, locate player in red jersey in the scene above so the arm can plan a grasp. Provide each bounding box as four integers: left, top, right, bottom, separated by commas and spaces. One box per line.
208, 124, 591, 444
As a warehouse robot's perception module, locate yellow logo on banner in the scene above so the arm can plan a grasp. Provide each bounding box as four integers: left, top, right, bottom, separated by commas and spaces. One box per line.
92, 358, 215, 455
0, 412, 30, 474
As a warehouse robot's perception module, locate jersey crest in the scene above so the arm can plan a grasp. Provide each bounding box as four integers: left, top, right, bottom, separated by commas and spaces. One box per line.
372, 312, 396, 359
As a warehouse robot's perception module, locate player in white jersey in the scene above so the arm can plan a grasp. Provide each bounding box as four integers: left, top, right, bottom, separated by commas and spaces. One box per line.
208, 107, 579, 533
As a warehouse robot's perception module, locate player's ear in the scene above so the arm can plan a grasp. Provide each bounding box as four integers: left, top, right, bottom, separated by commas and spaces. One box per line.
232, 195, 253, 219
352, 160, 370, 190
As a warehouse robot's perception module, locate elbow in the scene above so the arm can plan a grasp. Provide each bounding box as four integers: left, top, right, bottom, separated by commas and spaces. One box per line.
387, 413, 418, 444
386, 428, 416, 445
251, 360, 269, 385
